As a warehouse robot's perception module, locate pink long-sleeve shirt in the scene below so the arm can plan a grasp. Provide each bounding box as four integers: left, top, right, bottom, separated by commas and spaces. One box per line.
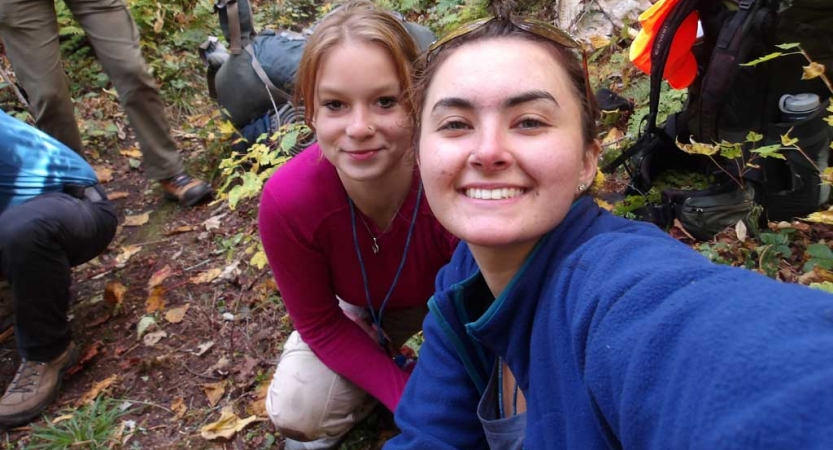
258, 144, 458, 411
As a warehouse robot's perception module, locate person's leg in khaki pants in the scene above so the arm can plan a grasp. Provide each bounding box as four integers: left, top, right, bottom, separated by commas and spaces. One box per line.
64, 0, 183, 181
0, 0, 85, 155
0, 0, 211, 206
266, 301, 427, 450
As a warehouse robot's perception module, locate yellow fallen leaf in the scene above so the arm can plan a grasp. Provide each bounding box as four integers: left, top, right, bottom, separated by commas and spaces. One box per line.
115, 245, 142, 267
188, 113, 211, 128
201, 381, 226, 407
119, 148, 143, 158
52, 414, 75, 424
146, 286, 166, 313
77, 375, 119, 406
190, 268, 222, 284
170, 398, 187, 422
94, 166, 113, 183
802, 209, 833, 225
123, 212, 150, 227
165, 304, 190, 323
108, 191, 129, 200
594, 198, 614, 211
200, 406, 258, 440
802, 61, 825, 80
147, 265, 173, 289
104, 281, 127, 308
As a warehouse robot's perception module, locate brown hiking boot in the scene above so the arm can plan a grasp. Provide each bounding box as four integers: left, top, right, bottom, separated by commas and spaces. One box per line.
159, 172, 212, 207
0, 342, 79, 428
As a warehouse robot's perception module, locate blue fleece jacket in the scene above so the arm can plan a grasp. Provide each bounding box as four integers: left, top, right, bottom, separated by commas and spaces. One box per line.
386, 197, 833, 449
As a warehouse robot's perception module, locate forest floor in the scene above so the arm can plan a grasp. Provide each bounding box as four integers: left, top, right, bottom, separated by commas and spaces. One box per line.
1, 1, 832, 449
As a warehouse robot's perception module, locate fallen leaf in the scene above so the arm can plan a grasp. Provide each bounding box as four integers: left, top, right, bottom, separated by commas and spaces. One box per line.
77, 375, 119, 406
201, 381, 226, 407
142, 330, 168, 347
200, 406, 258, 440
52, 414, 75, 424
189, 268, 221, 284
802, 61, 825, 80
602, 127, 624, 146
108, 191, 129, 200
119, 148, 143, 158
128, 158, 141, 169
114, 245, 142, 267
165, 304, 190, 323
104, 281, 127, 308
123, 212, 150, 227
188, 113, 212, 128
735, 220, 748, 242
165, 225, 194, 236
192, 341, 214, 357
94, 166, 113, 183
246, 380, 270, 417
147, 265, 173, 289
218, 261, 241, 281
170, 398, 187, 421
146, 286, 166, 313
202, 214, 227, 231
66, 341, 104, 376
802, 209, 833, 225
136, 315, 156, 340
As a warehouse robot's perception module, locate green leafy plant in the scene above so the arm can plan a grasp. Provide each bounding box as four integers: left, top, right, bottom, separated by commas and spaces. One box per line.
216, 122, 307, 210
803, 243, 833, 273
755, 229, 795, 278
27, 397, 130, 450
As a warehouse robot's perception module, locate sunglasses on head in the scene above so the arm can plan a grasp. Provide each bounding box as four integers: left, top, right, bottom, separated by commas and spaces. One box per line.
427, 14, 593, 106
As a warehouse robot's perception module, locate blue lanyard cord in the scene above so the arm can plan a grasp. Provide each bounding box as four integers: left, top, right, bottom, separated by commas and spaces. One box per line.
497, 358, 520, 418
349, 183, 423, 352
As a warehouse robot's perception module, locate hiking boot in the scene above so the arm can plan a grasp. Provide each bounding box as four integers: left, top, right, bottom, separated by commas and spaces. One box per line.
0, 342, 79, 428
159, 172, 212, 207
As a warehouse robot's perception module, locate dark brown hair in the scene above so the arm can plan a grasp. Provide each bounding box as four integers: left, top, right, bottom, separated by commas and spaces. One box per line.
295, 0, 420, 130
411, 20, 599, 147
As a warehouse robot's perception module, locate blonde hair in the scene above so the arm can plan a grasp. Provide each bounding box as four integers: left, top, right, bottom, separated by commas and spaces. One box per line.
295, 0, 420, 129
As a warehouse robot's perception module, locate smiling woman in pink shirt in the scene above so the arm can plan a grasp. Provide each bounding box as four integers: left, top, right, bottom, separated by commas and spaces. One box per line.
257, 2, 457, 449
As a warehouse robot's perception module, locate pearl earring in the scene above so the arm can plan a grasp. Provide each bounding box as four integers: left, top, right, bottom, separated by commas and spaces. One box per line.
578, 183, 588, 192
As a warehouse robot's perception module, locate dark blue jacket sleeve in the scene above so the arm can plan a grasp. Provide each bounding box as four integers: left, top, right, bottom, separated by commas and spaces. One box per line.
565, 232, 833, 449
385, 310, 488, 449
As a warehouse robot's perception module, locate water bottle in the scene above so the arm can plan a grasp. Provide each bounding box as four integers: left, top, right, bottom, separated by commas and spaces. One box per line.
779, 93, 829, 205
779, 93, 821, 122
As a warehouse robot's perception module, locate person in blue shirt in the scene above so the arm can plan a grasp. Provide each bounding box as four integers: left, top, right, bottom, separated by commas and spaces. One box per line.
0, 109, 117, 427
385, 11, 833, 450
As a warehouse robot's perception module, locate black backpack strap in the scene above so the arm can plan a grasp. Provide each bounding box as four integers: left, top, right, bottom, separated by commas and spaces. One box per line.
602, 0, 701, 174
697, 0, 777, 142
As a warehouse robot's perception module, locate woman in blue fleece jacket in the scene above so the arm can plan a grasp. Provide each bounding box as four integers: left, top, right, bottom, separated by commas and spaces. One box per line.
384, 12, 833, 450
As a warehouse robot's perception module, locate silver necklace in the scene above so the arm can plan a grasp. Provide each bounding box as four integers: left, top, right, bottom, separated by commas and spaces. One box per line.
356, 211, 396, 254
